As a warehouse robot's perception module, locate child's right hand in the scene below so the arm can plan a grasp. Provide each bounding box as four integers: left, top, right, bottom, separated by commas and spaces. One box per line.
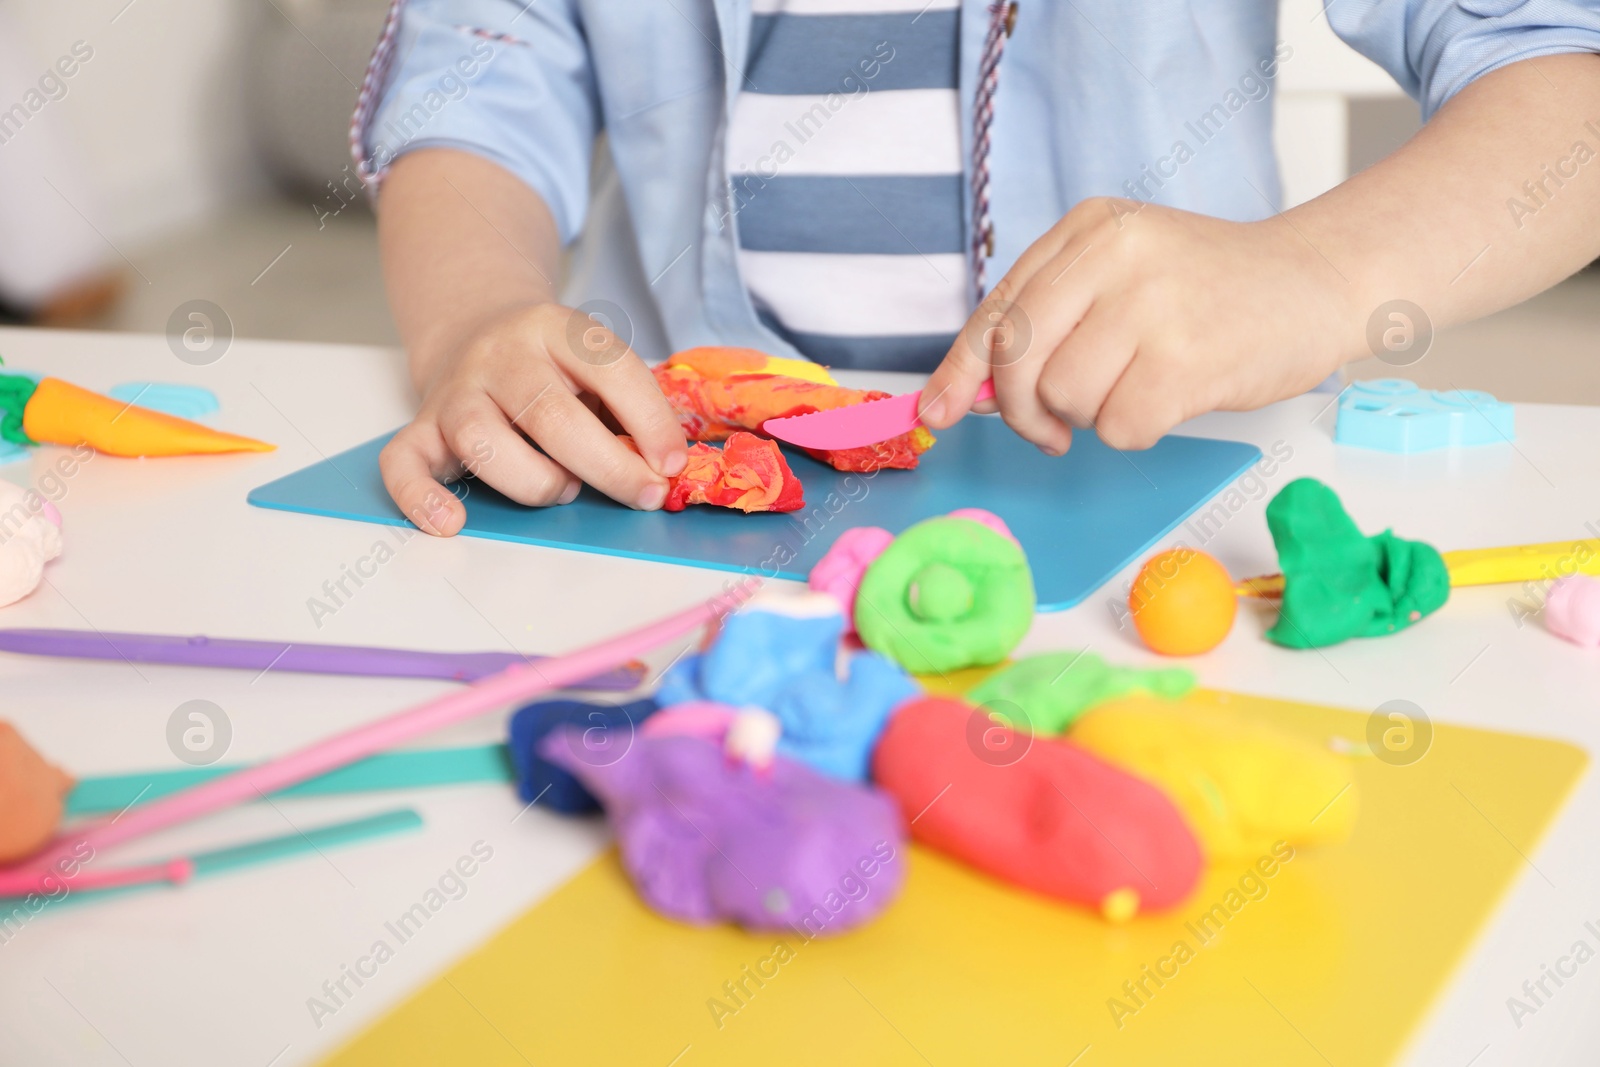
378, 302, 689, 536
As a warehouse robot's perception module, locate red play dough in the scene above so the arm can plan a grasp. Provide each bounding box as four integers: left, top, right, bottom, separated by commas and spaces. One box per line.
871, 696, 1202, 915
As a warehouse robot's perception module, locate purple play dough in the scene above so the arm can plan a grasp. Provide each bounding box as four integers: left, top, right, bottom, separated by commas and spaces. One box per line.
541, 731, 908, 934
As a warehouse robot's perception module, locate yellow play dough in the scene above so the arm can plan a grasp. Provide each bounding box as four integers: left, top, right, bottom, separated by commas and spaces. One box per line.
913, 661, 1009, 698
1071, 694, 1358, 860
665, 353, 837, 385
759, 356, 838, 384
1099, 887, 1141, 924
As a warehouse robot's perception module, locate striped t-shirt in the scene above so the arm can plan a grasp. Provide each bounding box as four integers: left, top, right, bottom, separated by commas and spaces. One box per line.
726, 0, 967, 372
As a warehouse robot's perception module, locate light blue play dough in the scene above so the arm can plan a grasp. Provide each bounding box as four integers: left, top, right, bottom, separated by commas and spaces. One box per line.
1335, 379, 1513, 453
657, 603, 919, 782
108, 382, 219, 420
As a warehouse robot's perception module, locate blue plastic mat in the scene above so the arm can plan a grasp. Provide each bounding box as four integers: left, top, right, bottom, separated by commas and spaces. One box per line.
247, 419, 1260, 611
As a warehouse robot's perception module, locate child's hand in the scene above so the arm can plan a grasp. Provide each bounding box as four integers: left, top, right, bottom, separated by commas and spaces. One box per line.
919, 198, 1355, 453
379, 302, 688, 536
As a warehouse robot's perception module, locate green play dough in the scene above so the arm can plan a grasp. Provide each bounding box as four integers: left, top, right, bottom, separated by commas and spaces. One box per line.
0, 374, 38, 446
969, 651, 1196, 735
1264, 477, 1450, 649
855, 517, 1035, 674
908, 562, 973, 622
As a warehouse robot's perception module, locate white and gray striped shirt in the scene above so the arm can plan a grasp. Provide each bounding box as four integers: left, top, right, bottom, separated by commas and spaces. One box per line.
726, 0, 967, 371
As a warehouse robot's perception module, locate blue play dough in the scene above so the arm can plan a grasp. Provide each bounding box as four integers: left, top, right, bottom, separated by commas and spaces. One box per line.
247, 418, 1262, 611
108, 382, 219, 420
658, 605, 919, 781
506, 697, 660, 814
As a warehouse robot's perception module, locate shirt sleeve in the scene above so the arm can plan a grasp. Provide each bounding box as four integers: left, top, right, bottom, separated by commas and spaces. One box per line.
1325, 0, 1600, 119
353, 0, 600, 243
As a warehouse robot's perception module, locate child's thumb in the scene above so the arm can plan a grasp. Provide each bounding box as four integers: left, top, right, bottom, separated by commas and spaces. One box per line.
919, 338, 993, 429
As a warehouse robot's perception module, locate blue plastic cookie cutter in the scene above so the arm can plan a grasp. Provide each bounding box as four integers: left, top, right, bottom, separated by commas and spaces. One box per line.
108, 382, 219, 420
1335, 379, 1514, 453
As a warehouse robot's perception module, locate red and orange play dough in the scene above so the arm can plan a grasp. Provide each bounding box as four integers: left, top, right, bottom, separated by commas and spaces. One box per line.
1, 375, 273, 457
621, 431, 804, 513
663, 434, 804, 513
871, 695, 1202, 921
653, 350, 934, 473
1129, 548, 1238, 655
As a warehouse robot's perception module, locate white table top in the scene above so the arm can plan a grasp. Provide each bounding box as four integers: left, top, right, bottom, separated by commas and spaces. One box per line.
0, 325, 1595, 1067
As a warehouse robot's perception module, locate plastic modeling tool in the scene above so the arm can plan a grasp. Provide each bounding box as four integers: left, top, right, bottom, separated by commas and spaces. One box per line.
66, 746, 514, 817
0, 629, 645, 691
0, 808, 423, 906
763, 380, 996, 450
0, 589, 747, 896
1237, 540, 1600, 598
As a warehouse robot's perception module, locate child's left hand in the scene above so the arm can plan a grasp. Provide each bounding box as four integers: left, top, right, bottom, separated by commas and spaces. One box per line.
918, 197, 1356, 453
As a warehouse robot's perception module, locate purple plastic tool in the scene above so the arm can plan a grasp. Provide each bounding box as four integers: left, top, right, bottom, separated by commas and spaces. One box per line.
0, 629, 644, 691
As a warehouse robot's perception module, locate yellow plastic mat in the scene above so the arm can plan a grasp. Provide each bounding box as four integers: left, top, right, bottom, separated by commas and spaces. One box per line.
322, 690, 1587, 1066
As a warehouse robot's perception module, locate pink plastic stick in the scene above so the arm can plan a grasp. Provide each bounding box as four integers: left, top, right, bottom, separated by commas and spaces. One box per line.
24, 859, 196, 894
0, 588, 750, 896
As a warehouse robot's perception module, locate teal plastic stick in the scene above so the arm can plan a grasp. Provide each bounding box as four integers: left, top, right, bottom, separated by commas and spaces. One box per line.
67, 745, 514, 817
188, 807, 424, 878
0, 807, 423, 908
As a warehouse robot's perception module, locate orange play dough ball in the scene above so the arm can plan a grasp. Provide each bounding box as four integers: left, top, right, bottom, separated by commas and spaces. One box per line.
1129, 549, 1237, 656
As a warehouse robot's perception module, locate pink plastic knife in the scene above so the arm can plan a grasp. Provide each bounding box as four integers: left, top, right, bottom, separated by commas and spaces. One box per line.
762, 380, 995, 450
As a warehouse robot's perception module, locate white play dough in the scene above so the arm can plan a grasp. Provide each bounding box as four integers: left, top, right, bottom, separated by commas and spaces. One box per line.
0, 481, 63, 607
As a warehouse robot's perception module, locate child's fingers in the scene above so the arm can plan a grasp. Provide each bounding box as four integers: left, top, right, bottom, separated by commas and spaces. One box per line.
921, 310, 1004, 428
379, 422, 468, 536
1035, 304, 1137, 433
996, 232, 1102, 371
985, 251, 1101, 454
927, 221, 1101, 431
553, 339, 688, 478
992, 342, 1073, 455
1096, 356, 1187, 451
436, 399, 580, 506
498, 371, 670, 510
989, 211, 1081, 294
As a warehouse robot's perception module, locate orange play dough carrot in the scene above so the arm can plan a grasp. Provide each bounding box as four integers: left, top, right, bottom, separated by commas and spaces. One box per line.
22, 377, 275, 457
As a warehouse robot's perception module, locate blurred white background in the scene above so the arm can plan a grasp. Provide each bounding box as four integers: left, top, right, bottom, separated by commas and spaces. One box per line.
0, 0, 1594, 399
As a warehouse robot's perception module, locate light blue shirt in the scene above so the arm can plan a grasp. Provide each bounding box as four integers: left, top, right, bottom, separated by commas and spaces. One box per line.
359, 0, 1600, 366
